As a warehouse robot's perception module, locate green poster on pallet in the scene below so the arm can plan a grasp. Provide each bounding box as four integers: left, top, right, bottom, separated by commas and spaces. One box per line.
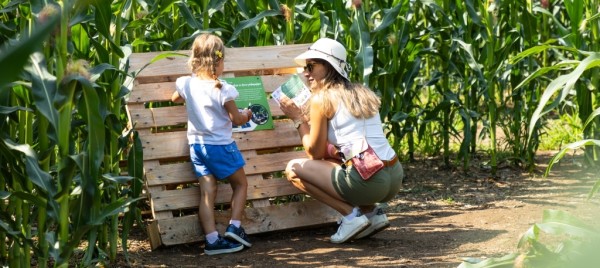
223, 76, 274, 132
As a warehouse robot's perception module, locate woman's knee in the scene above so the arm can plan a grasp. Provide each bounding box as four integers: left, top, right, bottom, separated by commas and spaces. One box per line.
285, 159, 303, 181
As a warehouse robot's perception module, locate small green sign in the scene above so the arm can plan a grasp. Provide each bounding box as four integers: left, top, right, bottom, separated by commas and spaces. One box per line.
223, 76, 274, 132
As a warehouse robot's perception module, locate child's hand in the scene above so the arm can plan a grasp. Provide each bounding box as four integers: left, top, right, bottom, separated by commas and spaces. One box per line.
171, 91, 184, 103
243, 108, 253, 122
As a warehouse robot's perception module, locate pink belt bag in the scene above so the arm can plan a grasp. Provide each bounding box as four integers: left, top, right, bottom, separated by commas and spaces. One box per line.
350, 144, 384, 180
342, 139, 384, 181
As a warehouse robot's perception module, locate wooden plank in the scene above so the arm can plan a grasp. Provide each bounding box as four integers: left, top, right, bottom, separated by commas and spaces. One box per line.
127, 103, 157, 130
245, 151, 271, 208
251, 199, 271, 208
129, 44, 311, 84
146, 150, 305, 186
242, 149, 305, 174
248, 149, 274, 208
127, 100, 285, 130
140, 120, 301, 161
144, 161, 175, 221
150, 177, 302, 212
146, 220, 163, 250
155, 200, 339, 246
140, 131, 189, 160
128, 82, 175, 104
128, 74, 297, 104
234, 200, 339, 233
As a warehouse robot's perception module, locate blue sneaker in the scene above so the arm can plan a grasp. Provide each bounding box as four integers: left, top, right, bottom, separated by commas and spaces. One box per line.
224, 224, 252, 247
204, 236, 243, 255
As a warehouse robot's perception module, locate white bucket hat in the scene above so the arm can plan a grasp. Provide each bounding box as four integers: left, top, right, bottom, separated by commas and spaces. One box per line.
294, 38, 350, 80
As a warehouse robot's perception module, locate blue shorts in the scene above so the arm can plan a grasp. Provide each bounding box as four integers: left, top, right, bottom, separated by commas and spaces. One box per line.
189, 142, 245, 180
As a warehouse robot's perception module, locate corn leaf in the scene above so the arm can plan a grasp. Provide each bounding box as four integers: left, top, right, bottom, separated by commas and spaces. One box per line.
0, 10, 59, 88
528, 53, 600, 144
537, 209, 598, 237
545, 139, 600, 177
228, 9, 281, 45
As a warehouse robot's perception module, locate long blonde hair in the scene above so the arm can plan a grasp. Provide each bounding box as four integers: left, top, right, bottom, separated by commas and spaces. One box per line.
312, 60, 381, 119
188, 33, 225, 88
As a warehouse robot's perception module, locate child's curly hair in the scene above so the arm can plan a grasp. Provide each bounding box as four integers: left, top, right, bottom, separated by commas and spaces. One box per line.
188, 33, 225, 88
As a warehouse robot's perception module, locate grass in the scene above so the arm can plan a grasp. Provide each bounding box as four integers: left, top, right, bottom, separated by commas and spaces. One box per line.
538, 113, 583, 151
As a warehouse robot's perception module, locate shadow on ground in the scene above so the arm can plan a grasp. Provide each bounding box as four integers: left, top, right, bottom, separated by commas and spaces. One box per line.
118, 154, 599, 268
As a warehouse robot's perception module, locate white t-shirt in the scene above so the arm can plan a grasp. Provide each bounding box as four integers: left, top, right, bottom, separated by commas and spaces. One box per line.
175, 76, 239, 145
327, 104, 396, 161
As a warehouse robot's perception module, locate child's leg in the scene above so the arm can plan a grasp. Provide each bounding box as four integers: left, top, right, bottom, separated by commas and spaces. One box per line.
225, 168, 248, 221
198, 175, 218, 235
223, 167, 252, 247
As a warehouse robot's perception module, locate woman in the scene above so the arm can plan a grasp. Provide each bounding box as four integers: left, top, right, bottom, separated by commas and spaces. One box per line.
279, 38, 404, 244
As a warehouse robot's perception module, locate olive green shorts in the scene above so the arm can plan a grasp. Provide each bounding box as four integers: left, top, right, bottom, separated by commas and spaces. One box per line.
331, 162, 404, 206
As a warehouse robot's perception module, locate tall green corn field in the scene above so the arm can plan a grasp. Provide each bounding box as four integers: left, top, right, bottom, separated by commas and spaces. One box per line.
1, 0, 598, 266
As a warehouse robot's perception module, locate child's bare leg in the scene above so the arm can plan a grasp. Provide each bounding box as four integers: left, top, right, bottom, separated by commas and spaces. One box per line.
226, 168, 248, 221
198, 175, 218, 234
223, 168, 252, 247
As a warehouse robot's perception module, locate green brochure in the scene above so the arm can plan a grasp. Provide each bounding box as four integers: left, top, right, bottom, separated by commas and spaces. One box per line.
271, 74, 311, 106
223, 76, 274, 132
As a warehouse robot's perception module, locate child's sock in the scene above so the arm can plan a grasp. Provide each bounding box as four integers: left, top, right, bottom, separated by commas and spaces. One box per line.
229, 219, 241, 228
205, 231, 219, 244
343, 207, 360, 221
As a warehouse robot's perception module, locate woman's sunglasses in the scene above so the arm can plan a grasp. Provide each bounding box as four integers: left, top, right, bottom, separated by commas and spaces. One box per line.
303, 62, 321, 73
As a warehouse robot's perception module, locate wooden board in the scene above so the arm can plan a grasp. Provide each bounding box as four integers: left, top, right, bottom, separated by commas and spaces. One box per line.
127, 101, 285, 130
129, 44, 310, 84
139, 120, 302, 160
128, 74, 295, 104
149, 177, 304, 212
146, 150, 306, 186
148, 200, 339, 248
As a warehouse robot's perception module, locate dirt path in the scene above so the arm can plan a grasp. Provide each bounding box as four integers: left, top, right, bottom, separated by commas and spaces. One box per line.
120, 155, 599, 267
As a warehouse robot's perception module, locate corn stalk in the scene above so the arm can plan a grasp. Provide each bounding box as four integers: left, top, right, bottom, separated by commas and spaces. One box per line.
1, 0, 143, 266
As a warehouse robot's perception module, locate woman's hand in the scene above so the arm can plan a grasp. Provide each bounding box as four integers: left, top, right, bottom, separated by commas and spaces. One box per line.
279, 97, 304, 122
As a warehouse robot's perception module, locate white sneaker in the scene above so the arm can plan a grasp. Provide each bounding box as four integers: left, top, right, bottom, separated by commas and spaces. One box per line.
330, 215, 370, 243
355, 207, 390, 239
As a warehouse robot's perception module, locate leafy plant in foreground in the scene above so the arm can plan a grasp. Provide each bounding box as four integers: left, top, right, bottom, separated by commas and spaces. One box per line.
458, 210, 600, 268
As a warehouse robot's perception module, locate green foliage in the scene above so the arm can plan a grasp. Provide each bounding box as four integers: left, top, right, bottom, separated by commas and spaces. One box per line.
458, 210, 600, 268
538, 114, 582, 151
1, 0, 600, 266
1, 0, 143, 266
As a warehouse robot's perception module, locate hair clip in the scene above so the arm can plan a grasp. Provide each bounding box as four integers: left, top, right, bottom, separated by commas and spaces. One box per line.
215, 50, 223, 59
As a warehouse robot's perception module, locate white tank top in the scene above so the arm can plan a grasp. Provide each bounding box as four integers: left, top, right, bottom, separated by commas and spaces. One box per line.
327, 104, 396, 161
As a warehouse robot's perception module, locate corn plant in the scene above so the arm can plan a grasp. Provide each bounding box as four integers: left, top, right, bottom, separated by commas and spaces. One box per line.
2, 0, 600, 266
458, 209, 600, 268
1, 0, 143, 266
510, 0, 600, 170
516, 50, 600, 198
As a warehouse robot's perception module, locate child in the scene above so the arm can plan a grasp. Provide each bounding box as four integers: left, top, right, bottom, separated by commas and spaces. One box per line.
171, 33, 253, 255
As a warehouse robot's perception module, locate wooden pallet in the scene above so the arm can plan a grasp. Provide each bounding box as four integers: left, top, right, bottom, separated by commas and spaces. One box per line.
127, 44, 339, 249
